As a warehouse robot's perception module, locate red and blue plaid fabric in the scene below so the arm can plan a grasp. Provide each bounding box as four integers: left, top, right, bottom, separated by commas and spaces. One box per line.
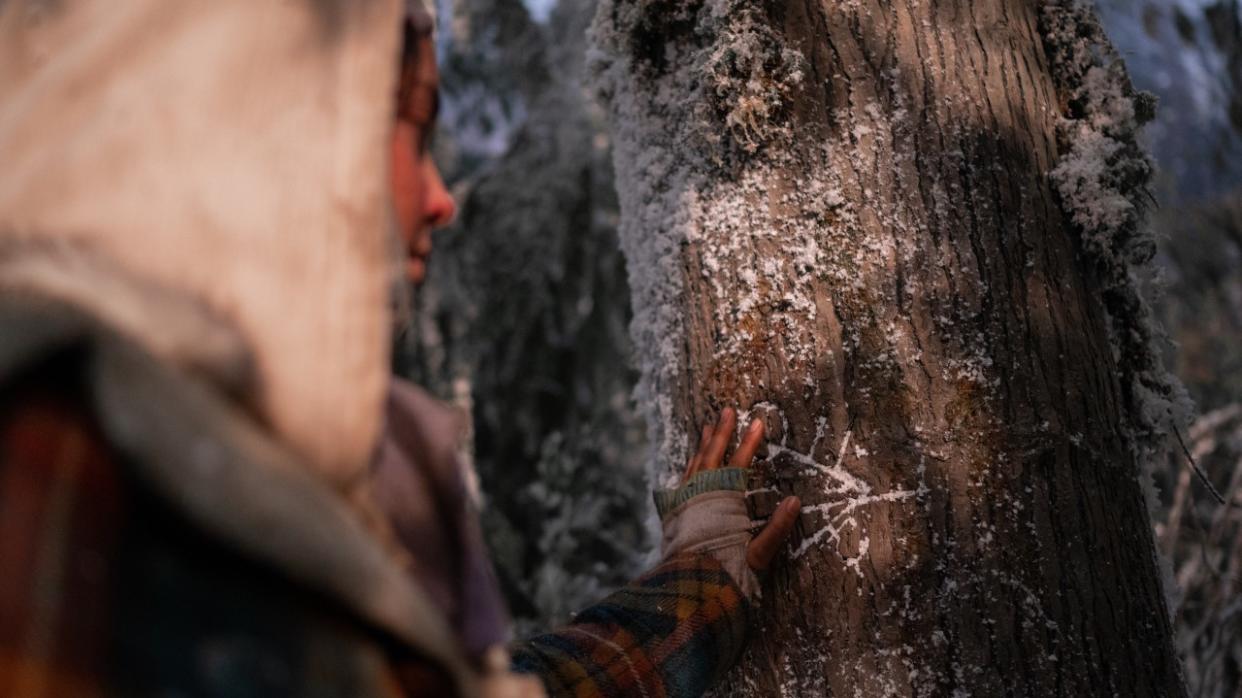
0, 365, 428, 697
511, 554, 751, 697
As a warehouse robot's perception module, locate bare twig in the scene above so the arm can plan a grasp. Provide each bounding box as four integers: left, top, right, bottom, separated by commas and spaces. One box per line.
1175, 424, 1228, 505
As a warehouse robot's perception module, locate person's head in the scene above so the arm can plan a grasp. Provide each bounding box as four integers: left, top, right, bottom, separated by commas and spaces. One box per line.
392, 11, 455, 285
0, 1, 419, 485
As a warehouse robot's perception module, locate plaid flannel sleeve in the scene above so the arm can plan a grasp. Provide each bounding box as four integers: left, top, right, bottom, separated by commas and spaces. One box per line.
510, 553, 751, 698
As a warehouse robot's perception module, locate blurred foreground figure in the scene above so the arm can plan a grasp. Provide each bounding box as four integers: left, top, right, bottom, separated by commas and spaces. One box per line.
0, 1, 796, 696
0, 0, 482, 694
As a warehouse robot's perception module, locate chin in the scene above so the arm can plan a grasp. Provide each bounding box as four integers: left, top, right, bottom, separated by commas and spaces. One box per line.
406, 257, 427, 285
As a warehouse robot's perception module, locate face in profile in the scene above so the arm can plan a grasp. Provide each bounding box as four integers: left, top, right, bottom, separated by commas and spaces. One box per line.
391, 31, 455, 285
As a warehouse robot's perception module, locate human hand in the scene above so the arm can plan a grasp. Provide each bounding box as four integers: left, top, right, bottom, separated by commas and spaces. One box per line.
681, 407, 801, 572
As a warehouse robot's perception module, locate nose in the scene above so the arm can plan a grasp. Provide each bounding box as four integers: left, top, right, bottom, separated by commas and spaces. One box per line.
423, 157, 456, 229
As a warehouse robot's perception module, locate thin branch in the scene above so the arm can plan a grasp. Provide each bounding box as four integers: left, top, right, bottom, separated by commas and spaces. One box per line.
1175, 424, 1227, 505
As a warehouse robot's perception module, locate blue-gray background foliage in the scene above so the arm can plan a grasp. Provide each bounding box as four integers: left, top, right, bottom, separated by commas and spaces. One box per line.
401, 0, 1242, 689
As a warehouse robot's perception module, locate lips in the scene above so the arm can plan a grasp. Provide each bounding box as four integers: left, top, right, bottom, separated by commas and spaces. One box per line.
405, 232, 432, 283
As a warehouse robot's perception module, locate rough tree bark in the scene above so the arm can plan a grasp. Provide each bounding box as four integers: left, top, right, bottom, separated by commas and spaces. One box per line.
590, 0, 1187, 695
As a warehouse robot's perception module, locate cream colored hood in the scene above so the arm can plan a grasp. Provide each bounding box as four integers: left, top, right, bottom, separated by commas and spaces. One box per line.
0, 0, 403, 486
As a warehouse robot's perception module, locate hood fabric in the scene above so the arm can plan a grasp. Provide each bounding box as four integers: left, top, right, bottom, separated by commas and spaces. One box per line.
0, 0, 403, 486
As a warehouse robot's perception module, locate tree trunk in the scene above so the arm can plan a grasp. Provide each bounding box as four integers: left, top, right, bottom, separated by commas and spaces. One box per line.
590, 0, 1187, 695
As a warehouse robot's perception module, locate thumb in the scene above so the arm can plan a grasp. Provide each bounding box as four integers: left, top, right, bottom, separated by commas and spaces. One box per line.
746, 496, 800, 571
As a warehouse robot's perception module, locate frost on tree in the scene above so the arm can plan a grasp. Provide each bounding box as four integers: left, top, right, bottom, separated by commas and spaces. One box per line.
590, 0, 1187, 695
1101, 4, 1242, 693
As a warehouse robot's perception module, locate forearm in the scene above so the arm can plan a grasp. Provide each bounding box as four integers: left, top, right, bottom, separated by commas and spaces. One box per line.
512, 408, 801, 698
510, 553, 750, 698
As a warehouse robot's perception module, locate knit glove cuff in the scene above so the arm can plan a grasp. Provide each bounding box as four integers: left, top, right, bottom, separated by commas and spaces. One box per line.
654, 468, 760, 600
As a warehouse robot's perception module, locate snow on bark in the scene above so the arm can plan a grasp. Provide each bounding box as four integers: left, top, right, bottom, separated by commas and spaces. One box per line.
1075, 6, 1242, 689
588, 0, 898, 493
1040, 6, 1197, 622
594, 0, 1187, 694
592, 0, 932, 581
1041, 0, 1194, 465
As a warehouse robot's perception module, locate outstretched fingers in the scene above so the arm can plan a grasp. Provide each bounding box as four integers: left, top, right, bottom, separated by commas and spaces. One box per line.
684, 424, 713, 483
701, 407, 736, 470
729, 418, 765, 469
684, 409, 768, 485
747, 496, 801, 571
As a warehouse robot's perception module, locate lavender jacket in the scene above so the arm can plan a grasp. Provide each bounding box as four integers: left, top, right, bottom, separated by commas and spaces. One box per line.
371, 378, 511, 661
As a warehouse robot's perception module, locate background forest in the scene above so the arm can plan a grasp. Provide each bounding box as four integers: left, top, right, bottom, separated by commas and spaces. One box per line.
397, 0, 1242, 693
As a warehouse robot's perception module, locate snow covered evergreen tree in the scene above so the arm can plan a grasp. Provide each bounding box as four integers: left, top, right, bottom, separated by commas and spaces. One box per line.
589, 0, 1188, 694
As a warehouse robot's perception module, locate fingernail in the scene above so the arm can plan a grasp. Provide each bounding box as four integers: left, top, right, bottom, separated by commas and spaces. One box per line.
749, 419, 763, 432
783, 497, 800, 513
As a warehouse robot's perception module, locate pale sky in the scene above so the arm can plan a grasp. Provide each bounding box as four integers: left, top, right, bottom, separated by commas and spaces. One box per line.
521, 0, 555, 23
